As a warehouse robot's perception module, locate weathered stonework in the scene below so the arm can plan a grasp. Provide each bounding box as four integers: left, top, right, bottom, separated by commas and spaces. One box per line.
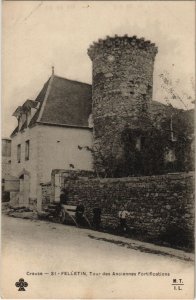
88, 35, 158, 172
48, 170, 194, 250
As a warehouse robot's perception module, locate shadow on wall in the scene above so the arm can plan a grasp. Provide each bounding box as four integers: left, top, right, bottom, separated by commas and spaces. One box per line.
157, 224, 194, 252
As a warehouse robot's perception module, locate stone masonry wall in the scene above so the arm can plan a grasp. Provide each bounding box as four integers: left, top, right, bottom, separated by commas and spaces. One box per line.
87, 36, 158, 171
50, 170, 194, 250
41, 182, 51, 210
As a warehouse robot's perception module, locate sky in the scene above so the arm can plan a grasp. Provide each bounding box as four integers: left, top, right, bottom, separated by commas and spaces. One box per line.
2, 1, 195, 137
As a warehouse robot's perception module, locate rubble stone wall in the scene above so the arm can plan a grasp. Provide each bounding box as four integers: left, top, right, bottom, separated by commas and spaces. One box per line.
50, 170, 194, 249
87, 36, 158, 170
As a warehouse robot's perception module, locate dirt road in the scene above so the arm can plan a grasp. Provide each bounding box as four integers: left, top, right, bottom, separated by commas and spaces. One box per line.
1, 215, 194, 299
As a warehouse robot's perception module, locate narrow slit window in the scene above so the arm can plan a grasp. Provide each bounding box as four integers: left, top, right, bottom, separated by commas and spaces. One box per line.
25, 140, 30, 160
17, 144, 21, 163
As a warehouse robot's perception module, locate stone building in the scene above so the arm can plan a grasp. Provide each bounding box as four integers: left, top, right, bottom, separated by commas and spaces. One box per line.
87, 35, 194, 176
8, 35, 194, 208
88, 36, 157, 170
2, 138, 11, 179
9, 73, 93, 209
2, 138, 11, 202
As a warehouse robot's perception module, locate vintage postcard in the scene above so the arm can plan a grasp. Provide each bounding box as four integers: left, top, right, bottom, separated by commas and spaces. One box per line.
1, 1, 195, 299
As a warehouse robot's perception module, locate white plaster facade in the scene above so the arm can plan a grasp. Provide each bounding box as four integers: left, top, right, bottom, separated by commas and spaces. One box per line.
10, 124, 93, 209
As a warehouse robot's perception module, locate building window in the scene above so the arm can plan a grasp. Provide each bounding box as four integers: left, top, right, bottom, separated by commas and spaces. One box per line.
17, 144, 21, 163
25, 140, 30, 161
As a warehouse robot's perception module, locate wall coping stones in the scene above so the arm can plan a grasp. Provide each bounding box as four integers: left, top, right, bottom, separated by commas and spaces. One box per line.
52, 169, 194, 183
69, 171, 194, 184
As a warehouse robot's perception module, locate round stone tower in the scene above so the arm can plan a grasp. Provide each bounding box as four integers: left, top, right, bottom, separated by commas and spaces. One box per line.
87, 35, 158, 175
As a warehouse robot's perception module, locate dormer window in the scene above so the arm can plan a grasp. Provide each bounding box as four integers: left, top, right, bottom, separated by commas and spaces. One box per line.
18, 117, 22, 130
19, 113, 27, 130
13, 100, 39, 132
12, 106, 22, 131
29, 101, 40, 123
27, 110, 31, 126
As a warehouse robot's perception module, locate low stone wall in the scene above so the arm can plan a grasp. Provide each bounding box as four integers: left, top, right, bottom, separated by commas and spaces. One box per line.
50, 171, 194, 250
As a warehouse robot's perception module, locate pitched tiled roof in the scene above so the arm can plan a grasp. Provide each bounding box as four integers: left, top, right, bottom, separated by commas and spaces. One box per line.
28, 75, 92, 128
11, 78, 51, 137
11, 75, 92, 137
28, 78, 50, 127
10, 74, 193, 138
39, 75, 92, 127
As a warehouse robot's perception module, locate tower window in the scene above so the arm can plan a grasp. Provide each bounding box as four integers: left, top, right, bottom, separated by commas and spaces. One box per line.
25, 140, 30, 160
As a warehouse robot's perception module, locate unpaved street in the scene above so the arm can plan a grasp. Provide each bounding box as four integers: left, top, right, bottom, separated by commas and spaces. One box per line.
1, 215, 194, 299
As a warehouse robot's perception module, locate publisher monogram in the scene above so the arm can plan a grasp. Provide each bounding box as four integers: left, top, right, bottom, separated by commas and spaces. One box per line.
15, 278, 28, 291
172, 278, 184, 291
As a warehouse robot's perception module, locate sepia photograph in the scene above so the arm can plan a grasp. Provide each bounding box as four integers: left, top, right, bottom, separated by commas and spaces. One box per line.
1, 1, 195, 299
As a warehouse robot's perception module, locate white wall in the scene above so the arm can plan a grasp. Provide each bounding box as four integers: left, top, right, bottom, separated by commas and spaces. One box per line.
10, 124, 93, 207
10, 126, 39, 199
2, 158, 11, 178
37, 125, 93, 183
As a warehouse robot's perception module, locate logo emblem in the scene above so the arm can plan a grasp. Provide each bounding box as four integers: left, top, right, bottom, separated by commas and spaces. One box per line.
15, 278, 28, 291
